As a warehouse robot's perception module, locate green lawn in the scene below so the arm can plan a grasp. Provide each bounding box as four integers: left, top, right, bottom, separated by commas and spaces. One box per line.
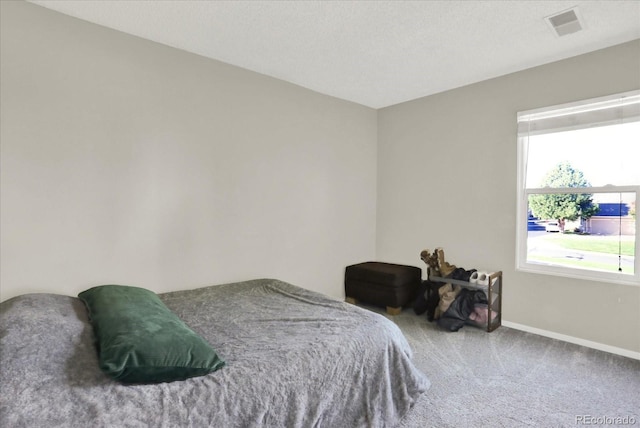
543, 233, 635, 256
528, 254, 626, 273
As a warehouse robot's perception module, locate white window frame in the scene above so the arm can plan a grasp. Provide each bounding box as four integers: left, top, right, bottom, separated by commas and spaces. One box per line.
516, 91, 640, 286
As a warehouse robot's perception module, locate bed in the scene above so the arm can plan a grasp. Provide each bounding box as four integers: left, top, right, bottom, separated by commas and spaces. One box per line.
0, 278, 429, 427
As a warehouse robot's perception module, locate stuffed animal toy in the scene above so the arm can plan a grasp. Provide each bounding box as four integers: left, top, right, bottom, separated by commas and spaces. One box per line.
419, 248, 459, 321
419, 249, 440, 277
435, 247, 457, 278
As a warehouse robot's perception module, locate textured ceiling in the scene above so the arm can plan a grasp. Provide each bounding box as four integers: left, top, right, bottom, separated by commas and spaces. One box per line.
28, 0, 640, 108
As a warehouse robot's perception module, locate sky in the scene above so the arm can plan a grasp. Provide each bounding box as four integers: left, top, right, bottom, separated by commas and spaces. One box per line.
526, 121, 640, 190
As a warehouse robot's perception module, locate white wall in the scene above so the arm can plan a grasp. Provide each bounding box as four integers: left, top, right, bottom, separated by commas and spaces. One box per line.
0, 1, 377, 301
377, 40, 640, 354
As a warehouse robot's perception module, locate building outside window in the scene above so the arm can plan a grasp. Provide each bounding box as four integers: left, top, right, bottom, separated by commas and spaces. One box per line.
516, 90, 640, 285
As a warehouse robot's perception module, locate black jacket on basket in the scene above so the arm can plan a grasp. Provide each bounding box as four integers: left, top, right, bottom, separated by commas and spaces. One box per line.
437, 288, 488, 332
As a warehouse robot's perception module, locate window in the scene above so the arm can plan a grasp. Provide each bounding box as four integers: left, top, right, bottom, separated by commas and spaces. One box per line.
516, 90, 640, 285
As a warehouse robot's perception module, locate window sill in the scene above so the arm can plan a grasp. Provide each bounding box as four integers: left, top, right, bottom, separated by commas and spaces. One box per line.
516, 262, 640, 287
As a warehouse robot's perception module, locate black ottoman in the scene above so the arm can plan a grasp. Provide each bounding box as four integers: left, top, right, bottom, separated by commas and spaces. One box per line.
345, 262, 422, 315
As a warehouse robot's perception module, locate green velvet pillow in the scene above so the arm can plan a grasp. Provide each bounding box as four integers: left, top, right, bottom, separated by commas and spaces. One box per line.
78, 285, 225, 384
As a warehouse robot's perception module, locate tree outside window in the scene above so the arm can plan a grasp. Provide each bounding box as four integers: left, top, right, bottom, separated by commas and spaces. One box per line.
528, 161, 599, 232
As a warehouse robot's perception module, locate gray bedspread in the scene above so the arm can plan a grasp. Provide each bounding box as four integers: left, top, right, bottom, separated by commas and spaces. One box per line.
0, 278, 429, 427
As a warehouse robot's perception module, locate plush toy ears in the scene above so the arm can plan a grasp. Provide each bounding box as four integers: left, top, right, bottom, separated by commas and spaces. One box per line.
420, 249, 441, 277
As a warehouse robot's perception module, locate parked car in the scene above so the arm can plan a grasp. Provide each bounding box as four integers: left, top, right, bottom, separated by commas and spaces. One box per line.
545, 221, 561, 232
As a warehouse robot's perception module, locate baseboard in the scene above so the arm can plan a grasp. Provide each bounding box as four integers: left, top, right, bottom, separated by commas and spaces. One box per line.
501, 321, 640, 361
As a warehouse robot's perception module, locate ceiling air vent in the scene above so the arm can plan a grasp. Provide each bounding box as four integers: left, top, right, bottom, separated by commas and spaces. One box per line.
546, 8, 583, 37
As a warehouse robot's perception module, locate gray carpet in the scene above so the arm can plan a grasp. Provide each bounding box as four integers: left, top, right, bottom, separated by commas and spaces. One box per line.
363, 305, 640, 428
